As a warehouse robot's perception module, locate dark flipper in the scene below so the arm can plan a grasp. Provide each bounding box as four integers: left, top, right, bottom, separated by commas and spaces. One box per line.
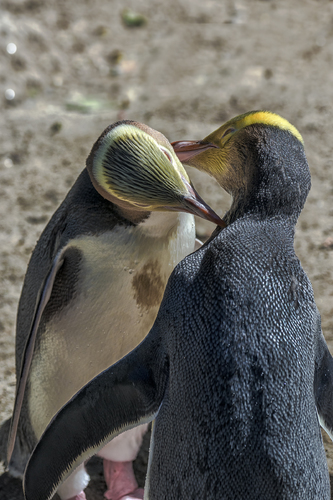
314, 333, 333, 440
23, 333, 168, 500
0, 418, 11, 463
7, 246, 69, 465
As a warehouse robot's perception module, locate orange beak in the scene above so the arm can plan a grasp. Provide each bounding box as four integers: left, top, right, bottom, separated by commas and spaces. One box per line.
171, 141, 226, 228
180, 177, 226, 228
172, 140, 218, 163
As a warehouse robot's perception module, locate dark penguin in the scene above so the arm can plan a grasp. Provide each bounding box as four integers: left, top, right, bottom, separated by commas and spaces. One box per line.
23, 112, 333, 500
0, 120, 223, 500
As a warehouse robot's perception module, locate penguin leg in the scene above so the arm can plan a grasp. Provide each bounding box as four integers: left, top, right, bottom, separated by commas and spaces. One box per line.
315, 333, 333, 440
98, 425, 148, 500
23, 328, 168, 500
103, 461, 143, 500
66, 494, 86, 500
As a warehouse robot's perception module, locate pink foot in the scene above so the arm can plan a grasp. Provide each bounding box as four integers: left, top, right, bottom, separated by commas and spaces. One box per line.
103, 460, 144, 500
118, 488, 144, 500
66, 492, 87, 500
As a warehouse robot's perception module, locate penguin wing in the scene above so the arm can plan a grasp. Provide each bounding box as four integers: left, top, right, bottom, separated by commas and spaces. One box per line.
23, 329, 168, 500
7, 245, 74, 464
314, 332, 333, 440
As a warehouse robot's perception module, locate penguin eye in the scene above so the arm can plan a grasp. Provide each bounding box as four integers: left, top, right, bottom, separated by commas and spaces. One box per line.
159, 146, 174, 164
222, 127, 236, 138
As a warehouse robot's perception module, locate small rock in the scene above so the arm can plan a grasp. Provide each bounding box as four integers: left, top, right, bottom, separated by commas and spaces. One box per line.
50, 121, 62, 136
106, 49, 123, 65
26, 215, 49, 225
5, 89, 15, 100
320, 237, 333, 250
121, 8, 147, 28
66, 94, 108, 114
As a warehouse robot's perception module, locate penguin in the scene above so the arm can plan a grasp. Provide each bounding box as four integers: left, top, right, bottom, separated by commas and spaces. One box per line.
0, 120, 224, 500
23, 111, 333, 500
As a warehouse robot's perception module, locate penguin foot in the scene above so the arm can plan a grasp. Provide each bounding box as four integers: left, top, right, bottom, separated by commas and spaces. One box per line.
103, 460, 143, 500
66, 492, 87, 500
114, 488, 144, 500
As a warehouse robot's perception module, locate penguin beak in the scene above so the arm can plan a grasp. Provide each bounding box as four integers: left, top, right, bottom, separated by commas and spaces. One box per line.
170, 141, 225, 227
172, 140, 218, 163
179, 178, 226, 228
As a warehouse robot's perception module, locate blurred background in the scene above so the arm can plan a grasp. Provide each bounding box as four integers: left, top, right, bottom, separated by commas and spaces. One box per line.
0, 0, 332, 497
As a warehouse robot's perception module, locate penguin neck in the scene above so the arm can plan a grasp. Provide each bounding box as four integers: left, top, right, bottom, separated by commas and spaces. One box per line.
137, 210, 184, 238
224, 184, 302, 227
223, 188, 247, 225
115, 203, 182, 237
224, 127, 311, 225
114, 204, 151, 225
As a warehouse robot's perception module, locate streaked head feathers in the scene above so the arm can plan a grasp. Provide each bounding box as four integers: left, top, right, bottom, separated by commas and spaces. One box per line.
86, 120, 224, 225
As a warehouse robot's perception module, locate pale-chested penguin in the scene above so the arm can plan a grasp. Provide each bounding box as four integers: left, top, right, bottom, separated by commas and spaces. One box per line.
0, 120, 224, 500
23, 111, 333, 500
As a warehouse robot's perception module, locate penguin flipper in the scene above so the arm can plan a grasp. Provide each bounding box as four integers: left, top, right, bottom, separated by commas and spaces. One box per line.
314, 332, 333, 440
7, 246, 70, 465
23, 333, 168, 500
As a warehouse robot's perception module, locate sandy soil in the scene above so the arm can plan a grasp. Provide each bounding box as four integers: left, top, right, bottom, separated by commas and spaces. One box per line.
0, 0, 332, 498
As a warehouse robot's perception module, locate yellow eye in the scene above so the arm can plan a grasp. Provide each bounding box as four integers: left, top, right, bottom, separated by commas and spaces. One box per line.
221, 127, 236, 138
159, 145, 178, 168
159, 146, 173, 162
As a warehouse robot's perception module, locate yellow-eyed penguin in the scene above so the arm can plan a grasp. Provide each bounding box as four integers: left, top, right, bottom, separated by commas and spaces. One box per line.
23, 111, 333, 500
0, 120, 224, 500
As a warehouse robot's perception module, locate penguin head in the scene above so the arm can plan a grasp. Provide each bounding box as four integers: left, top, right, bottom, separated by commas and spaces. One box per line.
172, 111, 310, 220
87, 120, 224, 226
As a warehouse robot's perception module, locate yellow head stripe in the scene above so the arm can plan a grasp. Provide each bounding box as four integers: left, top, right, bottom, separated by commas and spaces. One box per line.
236, 111, 304, 145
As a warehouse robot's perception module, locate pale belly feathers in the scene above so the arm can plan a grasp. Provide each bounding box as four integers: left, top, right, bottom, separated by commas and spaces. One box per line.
28, 212, 195, 438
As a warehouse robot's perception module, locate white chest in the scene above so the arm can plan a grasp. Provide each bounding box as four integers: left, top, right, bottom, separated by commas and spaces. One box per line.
29, 212, 195, 436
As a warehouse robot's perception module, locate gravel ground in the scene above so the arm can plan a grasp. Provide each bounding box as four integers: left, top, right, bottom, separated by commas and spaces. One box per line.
0, 0, 332, 498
